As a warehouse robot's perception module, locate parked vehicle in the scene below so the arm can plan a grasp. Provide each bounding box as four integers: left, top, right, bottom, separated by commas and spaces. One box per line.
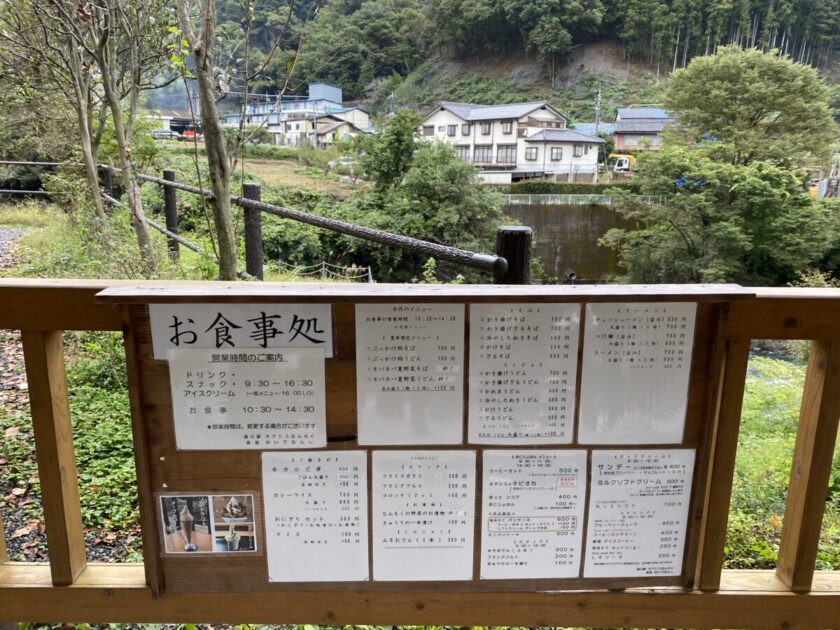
150, 129, 181, 140
608, 152, 637, 172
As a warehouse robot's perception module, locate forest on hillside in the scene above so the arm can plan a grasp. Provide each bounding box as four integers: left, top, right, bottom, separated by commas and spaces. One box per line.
220, 0, 840, 99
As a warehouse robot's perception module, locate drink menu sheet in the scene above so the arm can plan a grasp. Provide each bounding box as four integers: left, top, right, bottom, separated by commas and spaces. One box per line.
481, 450, 587, 579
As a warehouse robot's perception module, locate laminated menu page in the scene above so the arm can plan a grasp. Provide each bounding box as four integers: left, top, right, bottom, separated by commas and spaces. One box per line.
584, 449, 695, 578
481, 450, 587, 579
578, 302, 696, 444
469, 303, 580, 444
356, 304, 465, 444
263, 451, 368, 582
167, 348, 326, 449
372, 450, 476, 581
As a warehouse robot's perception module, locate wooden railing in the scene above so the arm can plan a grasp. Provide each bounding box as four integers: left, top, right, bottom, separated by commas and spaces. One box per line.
0, 279, 839, 627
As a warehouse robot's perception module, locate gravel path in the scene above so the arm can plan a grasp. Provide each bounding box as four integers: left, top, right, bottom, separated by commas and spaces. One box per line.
0, 227, 26, 258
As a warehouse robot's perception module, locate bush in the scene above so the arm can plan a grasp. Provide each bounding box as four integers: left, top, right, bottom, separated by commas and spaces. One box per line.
240, 144, 299, 161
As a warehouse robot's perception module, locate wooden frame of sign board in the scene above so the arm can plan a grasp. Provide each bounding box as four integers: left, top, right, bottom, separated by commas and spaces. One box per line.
97, 283, 754, 597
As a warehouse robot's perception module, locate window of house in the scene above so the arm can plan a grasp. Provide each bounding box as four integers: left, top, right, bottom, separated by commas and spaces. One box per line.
584, 145, 590, 155
502, 121, 513, 134
422, 125, 434, 136
497, 144, 517, 164
437, 125, 446, 132
456, 145, 471, 161
473, 145, 493, 163
481, 122, 492, 135
447, 124, 457, 137
525, 147, 538, 161
574, 144, 583, 157
551, 147, 563, 161
461, 123, 471, 136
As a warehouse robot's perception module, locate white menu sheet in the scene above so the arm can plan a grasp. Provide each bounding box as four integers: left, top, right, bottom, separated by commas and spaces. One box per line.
150, 303, 333, 359
578, 302, 696, 444
356, 304, 465, 445
372, 450, 476, 581
481, 450, 587, 579
168, 348, 326, 449
584, 449, 695, 578
262, 451, 368, 582
469, 304, 580, 444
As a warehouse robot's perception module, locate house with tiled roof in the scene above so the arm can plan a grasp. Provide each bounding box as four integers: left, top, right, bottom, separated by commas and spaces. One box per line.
420, 101, 604, 183
613, 107, 673, 151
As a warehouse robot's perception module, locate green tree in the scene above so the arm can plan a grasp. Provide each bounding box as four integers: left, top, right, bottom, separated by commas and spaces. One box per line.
330, 140, 505, 281
601, 145, 836, 285
359, 110, 424, 190
527, 17, 572, 86
603, 47, 839, 286
664, 46, 837, 167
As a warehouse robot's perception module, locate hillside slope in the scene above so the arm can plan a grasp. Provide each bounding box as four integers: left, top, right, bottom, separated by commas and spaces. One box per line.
364, 41, 666, 122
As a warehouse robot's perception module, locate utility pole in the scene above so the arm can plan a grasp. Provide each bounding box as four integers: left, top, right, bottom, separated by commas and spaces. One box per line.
594, 85, 602, 135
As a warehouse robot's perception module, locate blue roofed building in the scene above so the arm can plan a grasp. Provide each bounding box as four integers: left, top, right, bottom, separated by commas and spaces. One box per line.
221, 82, 372, 147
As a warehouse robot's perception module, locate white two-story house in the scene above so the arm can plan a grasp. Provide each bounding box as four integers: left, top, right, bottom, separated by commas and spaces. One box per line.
421, 101, 603, 183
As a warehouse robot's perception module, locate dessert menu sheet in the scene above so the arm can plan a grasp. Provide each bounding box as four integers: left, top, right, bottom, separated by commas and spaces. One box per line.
578, 302, 697, 444
149, 303, 333, 359
263, 451, 369, 582
372, 450, 476, 581
356, 304, 465, 445
469, 303, 580, 444
480, 450, 587, 579
167, 348, 326, 449
584, 449, 695, 578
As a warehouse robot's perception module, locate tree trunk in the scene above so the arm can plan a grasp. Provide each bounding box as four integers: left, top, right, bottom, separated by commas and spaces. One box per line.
179, 0, 238, 281
99, 52, 157, 277
75, 102, 106, 221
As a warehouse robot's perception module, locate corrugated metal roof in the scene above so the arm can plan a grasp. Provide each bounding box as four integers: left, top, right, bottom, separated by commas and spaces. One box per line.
615, 120, 669, 133
616, 107, 670, 120
438, 101, 565, 122
573, 123, 615, 136
525, 129, 605, 143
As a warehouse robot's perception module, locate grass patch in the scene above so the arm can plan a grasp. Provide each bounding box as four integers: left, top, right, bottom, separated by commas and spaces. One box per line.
724, 355, 840, 569
0, 200, 58, 229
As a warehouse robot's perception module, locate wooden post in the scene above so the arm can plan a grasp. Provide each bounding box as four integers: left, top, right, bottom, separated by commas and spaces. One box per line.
776, 340, 840, 592
242, 183, 264, 280
495, 226, 531, 284
0, 512, 7, 562
695, 338, 751, 591
163, 170, 179, 262
20, 330, 86, 586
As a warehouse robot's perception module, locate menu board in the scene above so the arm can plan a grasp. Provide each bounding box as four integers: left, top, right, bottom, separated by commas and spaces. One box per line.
578, 303, 696, 444
372, 450, 476, 581
149, 303, 333, 359
469, 304, 580, 444
167, 348, 327, 449
356, 304, 465, 445
480, 450, 587, 579
584, 449, 695, 578
262, 451, 368, 582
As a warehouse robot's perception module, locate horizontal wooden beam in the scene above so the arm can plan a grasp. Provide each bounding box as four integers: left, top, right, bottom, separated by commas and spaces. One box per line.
0, 280, 121, 331
0, 565, 839, 628
727, 293, 840, 340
